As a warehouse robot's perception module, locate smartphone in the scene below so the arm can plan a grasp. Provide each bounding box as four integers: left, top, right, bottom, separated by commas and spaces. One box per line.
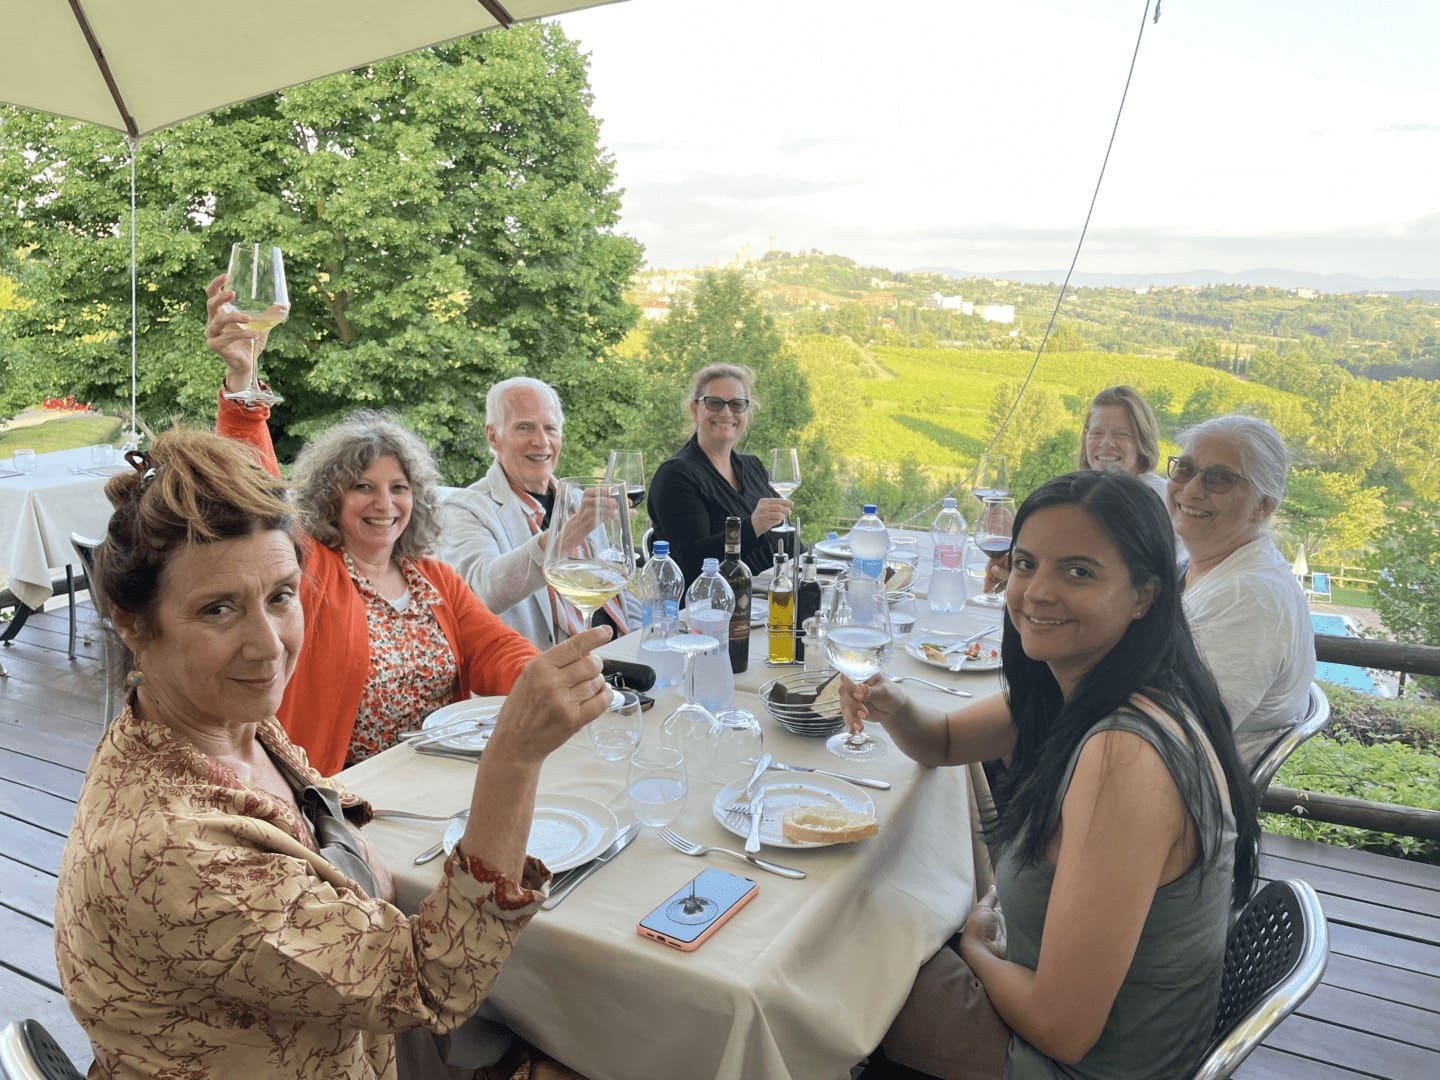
637, 867, 758, 951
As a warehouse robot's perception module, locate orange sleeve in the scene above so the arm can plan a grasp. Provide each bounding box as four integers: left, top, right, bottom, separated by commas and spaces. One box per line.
423, 559, 538, 697
215, 387, 281, 478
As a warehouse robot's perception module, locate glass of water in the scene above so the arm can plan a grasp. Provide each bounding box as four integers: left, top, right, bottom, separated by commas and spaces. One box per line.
590, 690, 643, 762
13, 448, 37, 475
626, 747, 688, 828
823, 576, 892, 761
888, 594, 918, 641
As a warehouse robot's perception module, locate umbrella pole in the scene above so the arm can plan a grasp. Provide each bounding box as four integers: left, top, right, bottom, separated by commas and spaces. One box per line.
127, 134, 138, 445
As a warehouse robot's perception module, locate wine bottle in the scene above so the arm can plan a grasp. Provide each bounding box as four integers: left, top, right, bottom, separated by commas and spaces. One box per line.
718, 515, 752, 673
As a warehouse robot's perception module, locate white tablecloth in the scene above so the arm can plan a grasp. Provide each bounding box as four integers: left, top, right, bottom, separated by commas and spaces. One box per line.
0, 446, 119, 608
344, 603, 1004, 1080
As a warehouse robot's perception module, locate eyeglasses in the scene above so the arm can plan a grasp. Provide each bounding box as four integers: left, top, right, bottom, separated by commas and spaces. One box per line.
1166, 456, 1250, 493
696, 395, 751, 415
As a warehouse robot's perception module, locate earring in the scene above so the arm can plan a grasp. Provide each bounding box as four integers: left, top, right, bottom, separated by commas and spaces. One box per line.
126, 669, 144, 688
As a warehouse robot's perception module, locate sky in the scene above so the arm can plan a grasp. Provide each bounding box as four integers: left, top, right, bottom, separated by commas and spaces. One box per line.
556, 0, 1440, 285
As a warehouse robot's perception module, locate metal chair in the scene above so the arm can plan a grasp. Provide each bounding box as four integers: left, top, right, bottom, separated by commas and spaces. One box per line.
69, 533, 116, 725
1250, 683, 1331, 799
1190, 879, 1328, 1080
1306, 571, 1332, 604
0, 1019, 86, 1080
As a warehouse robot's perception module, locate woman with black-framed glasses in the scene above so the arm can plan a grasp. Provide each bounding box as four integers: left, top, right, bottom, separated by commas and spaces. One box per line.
647, 363, 795, 585
1167, 415, 1314, 769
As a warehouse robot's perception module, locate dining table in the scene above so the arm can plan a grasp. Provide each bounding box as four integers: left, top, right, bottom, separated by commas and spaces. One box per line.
344, 540, 1004, 1080
1, 445, 124, 646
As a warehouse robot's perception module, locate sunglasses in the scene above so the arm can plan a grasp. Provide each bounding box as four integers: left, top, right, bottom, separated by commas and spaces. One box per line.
696, 395, 751, 415
1166, 456, 1250, 493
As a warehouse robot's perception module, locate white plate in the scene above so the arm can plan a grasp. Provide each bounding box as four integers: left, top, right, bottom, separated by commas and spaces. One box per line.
711, 772, 876, 849
751, 596, 768, 627
421, 699, 502, 751
813, 537, 853, 560
443, 794, 619, 871
906, 638, 1003, 671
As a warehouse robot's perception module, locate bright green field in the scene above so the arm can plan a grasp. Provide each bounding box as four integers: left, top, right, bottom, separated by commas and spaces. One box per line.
0, 414, 123, 456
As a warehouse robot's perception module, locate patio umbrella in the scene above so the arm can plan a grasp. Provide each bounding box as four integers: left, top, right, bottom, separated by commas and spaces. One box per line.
1291, 543, 1309, 582
0, 0, 622, 435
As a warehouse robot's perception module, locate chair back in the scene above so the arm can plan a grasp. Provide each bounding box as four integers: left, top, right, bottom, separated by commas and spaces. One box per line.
0, 1019, 86, 1080
1249, 683, 1331, 798
69, 533, 118, 725
68, 534, 106, 616
1191, 879, 1328, 1080
1308, 572, 1332, 601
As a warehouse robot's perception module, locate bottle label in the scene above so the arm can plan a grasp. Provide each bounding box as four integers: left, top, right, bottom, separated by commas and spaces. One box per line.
936, 544, 963, 570
854, 558, 884, 580
663, 599, 679, 622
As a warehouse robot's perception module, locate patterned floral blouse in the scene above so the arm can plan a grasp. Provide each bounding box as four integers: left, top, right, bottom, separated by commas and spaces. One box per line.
346, 553, 459, 766
55, 706, 549, 1079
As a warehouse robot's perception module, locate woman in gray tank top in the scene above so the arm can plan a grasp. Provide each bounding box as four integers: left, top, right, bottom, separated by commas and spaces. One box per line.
842, 470, 1260, 1079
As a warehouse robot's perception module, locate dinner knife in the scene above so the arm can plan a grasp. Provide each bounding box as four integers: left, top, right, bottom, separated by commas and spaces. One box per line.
745, 791, 765, 855
540, 822, 642, 910
766, 760, 892, 790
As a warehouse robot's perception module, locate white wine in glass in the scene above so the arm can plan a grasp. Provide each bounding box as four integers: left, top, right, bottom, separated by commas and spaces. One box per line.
222, 242, 290, 408
543, 477, 633, 630
769, 447, 801, 534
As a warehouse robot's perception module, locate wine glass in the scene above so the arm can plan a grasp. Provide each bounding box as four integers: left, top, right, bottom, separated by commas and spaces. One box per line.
713, 708, 764, 784
974, 453, 1009, 500
822, 576, 892, 761
542, 476, 634, 630
590, 690, 644, 762
768, 447, 801, 534
971, 496, 1016, 609
605, 450, 646, 510
221, 243, 290, 408
660, 633, 722, 778
626, 747, 688, 828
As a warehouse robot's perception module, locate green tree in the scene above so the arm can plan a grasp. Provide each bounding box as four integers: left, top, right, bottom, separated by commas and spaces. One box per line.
0, 24, 642, 483
985, 379, 1071, 468
1370, 501, 1440, 693
1278, 469, 1385, 563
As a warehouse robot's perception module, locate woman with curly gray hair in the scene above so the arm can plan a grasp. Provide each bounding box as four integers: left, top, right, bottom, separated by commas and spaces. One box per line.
206, 277, 539, 775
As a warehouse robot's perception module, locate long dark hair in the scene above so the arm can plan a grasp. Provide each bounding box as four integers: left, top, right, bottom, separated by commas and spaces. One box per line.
991, 470, 1258, 905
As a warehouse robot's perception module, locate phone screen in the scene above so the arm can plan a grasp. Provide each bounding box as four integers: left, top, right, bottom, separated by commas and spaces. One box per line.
637, 867, 758, 950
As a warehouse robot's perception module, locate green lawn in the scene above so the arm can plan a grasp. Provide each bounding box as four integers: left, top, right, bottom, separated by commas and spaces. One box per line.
1, 415, 123, 456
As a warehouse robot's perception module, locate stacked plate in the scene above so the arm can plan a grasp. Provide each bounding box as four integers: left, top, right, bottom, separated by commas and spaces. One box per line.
758, 670, 845, 737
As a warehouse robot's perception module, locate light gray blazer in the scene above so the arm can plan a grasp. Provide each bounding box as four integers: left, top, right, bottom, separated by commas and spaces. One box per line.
438, 460, 640, 649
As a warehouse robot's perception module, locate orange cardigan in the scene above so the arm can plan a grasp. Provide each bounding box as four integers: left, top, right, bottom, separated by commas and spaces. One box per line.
218, 392, 538, 775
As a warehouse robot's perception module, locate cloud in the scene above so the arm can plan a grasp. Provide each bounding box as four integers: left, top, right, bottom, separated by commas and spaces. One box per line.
1375, 123, 1440, 134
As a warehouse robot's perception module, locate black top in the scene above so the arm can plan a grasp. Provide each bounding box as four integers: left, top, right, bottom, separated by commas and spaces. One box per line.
648, 435, 786, 585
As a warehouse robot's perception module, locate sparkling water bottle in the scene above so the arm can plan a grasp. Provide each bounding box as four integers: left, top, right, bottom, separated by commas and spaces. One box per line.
686, 558, 735, 713
850, 504, 889, 582
928, 497, 969, 613
634, 540, 685, 688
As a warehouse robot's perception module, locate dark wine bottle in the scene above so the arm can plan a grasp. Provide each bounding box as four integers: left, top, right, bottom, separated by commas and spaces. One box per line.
719, 516, 751, 673
794, 553, 821, 662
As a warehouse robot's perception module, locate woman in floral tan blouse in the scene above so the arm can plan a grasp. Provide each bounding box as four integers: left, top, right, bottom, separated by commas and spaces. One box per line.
205, 274, 539, 774
55, 428, 612, 1078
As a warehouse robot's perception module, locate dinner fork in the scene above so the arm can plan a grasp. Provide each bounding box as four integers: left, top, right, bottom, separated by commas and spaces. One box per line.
891, 675, 972, 697
659, 829, 806, 879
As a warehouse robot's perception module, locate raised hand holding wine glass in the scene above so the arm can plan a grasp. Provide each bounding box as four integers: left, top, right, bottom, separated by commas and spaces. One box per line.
218, 243, 289, 408
822, 575, 892, 760
605, 450, 646, 510
542, 477, 634, 632
768, 447, 801, 534
971, 496, 1016, 608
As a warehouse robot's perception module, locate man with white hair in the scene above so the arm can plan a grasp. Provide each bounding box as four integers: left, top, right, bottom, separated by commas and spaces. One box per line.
439, 376, 638, 647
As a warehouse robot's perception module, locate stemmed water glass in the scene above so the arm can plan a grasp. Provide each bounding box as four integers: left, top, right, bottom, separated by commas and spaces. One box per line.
974, 453, 1009, 500
769, 448, 801, 534
660, 633, 722, 778
221, 243, 290, 408
971, 496, 1016, 609
822, 576, 892, 761
542, 477, 634, 630
605, 450, 646, 510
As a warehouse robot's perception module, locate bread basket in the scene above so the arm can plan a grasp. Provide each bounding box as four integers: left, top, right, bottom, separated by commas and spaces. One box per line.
757, 669, 844, 737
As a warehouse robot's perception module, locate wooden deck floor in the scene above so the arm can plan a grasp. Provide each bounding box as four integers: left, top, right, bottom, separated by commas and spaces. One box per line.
2, 599, 1437, 1075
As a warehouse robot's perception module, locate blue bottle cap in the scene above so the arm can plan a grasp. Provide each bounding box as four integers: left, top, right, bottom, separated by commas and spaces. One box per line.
653, 540, 670, 556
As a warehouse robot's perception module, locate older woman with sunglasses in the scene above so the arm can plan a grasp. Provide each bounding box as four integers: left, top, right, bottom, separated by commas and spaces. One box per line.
647, 363, 794, 584
1167, 415, 1314, 770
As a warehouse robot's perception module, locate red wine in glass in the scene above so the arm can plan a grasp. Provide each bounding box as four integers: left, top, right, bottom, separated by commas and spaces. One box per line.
627, 486, 646, 509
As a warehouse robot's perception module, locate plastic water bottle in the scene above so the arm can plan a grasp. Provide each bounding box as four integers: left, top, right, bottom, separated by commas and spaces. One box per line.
850, 504, 889, 582
928, 497, 969, 613
634, 540, 685, 688
686, 558, 735, 713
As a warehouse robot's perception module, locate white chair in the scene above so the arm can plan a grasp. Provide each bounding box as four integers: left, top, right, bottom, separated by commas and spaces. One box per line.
1250, 683, 1331, 799
1190, 878, 1328, 1079
0, 1020, 85, 1080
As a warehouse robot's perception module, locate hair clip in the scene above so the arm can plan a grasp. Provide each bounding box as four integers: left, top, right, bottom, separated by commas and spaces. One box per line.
124, 449, 162, 489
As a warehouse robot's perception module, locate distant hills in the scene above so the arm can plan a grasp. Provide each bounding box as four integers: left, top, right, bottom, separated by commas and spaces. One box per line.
914, 266, 1440, 298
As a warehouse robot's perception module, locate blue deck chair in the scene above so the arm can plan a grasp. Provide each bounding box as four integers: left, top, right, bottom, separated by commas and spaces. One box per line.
1307, 572, 1332, 603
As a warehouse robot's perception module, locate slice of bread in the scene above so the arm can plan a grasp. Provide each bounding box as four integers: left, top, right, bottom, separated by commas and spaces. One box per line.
781, 805, 878, 844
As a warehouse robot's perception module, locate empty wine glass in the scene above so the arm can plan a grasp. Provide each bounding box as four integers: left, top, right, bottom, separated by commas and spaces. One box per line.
605, 450, 646, 510
769, 447, 801, 534
971, 496, 1016, 609
713, 708, 764, 784
221, 243, 290, 408
823, 576, 892, 761
974, 453, 1009, 500
590, 690, 644, 762
626, 747, 688, 828
660, 633, 722, 778
542, 477, 633, 630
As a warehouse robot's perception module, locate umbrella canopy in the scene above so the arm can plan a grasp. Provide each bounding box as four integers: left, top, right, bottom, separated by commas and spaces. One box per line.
1, 0, 620, 138
1291, 543, 1309, 581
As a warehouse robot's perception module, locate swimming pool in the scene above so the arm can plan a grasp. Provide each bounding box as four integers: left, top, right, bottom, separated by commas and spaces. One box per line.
1310, 613, 1378, 694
